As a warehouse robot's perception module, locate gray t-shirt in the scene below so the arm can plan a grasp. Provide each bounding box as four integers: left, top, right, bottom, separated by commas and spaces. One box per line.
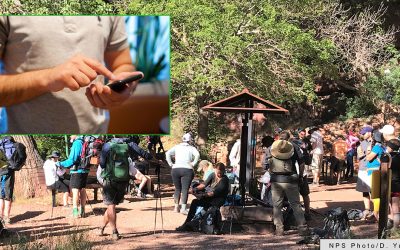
0, 16, 128, 133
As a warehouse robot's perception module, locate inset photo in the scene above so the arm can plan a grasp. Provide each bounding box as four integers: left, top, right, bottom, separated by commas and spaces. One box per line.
0, 16, 170, 134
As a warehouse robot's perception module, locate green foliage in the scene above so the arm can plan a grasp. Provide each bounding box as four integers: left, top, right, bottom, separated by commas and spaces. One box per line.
4, 230, 92, 250
0, 0, 115, 15
33, 135, 66, 160
364, 61, 400, 105
128, 0, 339, 145
341, 95, 378, 119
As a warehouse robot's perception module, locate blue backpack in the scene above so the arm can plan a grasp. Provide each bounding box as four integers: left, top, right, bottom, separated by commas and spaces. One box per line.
0, 136, 27, 175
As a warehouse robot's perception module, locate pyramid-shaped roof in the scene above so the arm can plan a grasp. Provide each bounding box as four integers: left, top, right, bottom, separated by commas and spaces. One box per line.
202, 88, 289, 114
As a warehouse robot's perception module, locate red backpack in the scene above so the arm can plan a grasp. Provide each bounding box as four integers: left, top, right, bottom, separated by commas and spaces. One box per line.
79, 136, 104, 169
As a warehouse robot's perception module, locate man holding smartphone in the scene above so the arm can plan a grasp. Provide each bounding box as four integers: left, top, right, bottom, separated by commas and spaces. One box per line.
0, 16, 142, 133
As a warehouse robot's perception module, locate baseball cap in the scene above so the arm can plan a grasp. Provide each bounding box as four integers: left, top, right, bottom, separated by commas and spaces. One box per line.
182, 133, 192, 142
379, 125, 395, 135
360, 126, 373, 135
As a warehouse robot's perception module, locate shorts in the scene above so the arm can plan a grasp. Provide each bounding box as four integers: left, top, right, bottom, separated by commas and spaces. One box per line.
0, 172, 15, 200
70, 173, 88, 189
392, 192, 400, 198
48, 179, 70, 193
102, 180, 129, 205
330, 157, 345, 172
299, 177, 310, 197
311, 154, 323, 173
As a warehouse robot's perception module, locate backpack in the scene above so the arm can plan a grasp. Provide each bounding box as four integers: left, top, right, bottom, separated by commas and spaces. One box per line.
0, 137, 27, 175
79, 136, 104, 169
102, 142, 130, 182
323, 207, 351, 239
200, 206, 222, 235
269, 157, 295, 174
333, 140, 347, 161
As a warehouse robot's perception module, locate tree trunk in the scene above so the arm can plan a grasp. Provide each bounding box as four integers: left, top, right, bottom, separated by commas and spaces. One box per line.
197, 96, 209, 150
12, 135, 46, 199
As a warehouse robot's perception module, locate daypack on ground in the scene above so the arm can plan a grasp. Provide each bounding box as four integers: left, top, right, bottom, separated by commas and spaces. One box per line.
79, 136, 104, 169
269, 157, 294, 174
102, 142, 130, 182
186, 206, 222, 235
200, 206, 222, 235
0, 137, 27, 175
323, 207, 351, 239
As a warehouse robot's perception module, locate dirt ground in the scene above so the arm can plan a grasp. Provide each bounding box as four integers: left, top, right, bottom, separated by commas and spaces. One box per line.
0, 167, 381, 250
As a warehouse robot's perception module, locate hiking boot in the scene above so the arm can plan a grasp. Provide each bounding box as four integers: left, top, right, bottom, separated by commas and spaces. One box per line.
275, 228, 284, 236
304, 213, 312, 221
97, 227, 105, 236
72, 208, 79, 218
298, 224, 311, 236
388, 219, 394, 230
176, 224, 189, 232
80, 206, 86, 218
112, 232, 121, 240
2, 217, 10, 225
180, 209, 189, 215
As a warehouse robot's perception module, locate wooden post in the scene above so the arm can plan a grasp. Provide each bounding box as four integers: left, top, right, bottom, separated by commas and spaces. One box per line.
378, 153, 391, 238
239, 113, 249, 207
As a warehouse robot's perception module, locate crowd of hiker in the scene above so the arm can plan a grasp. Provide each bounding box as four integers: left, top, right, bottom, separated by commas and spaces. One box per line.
0, 122, 399, 239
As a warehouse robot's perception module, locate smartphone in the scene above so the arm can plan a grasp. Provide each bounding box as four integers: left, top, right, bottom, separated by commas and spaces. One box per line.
106, 73, 144, 92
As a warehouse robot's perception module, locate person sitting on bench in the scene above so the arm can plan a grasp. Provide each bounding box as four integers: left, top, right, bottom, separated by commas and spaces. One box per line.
128, 158, 153, 198
43, 151, 71, 207
96, 158, 154, 199
176, 162, 229, 231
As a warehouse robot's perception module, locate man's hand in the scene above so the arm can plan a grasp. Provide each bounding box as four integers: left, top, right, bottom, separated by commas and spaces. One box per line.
46, 54, 116, 92
85, 71, 142, 109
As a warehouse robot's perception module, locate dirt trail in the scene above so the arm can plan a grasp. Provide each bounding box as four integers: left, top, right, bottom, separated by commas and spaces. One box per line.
0, 169, 379, 249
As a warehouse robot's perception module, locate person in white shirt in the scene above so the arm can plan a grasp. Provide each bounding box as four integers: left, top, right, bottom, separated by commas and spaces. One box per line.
43, 151, 70, 207
229, 138, 241, 177
166, 133, 200, 214
309, 127, 324, 186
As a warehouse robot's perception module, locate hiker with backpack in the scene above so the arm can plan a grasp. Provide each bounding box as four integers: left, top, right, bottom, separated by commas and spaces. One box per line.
331, 135, 347, 185
0, 136, 26, 225
366, 130, 386, 221
267, 132, 309, 236
166, 133, 200, 214
56, 135, 86, 218
43, 151, 71, 208
97, 136, 149, 240
356, 126, 374, 220
176, 162, 229, 233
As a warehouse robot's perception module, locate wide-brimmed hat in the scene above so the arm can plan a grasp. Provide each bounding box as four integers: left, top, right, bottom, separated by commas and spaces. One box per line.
48, 151, 60, 158
270, 140, 294, 160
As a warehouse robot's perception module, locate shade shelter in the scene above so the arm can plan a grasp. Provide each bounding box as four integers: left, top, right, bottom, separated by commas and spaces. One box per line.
202, 88, 289, 206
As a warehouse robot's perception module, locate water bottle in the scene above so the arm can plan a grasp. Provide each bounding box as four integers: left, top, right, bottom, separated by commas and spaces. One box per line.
0, 108, 7, 134
206, 214, 213, 225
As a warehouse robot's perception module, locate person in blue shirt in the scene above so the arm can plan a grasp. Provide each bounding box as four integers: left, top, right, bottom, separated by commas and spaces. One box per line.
56, 135, 85, 218
366, 130, 386, 221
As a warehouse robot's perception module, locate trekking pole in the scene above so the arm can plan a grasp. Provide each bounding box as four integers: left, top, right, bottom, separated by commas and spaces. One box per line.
84, 189, 97, 217
153, 162, 164, 235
